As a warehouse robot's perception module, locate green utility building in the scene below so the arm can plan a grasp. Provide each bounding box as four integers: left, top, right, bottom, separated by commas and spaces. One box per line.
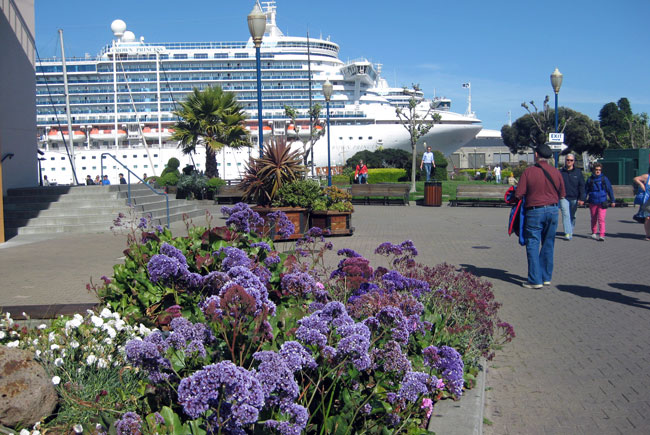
600, 149, 650, 185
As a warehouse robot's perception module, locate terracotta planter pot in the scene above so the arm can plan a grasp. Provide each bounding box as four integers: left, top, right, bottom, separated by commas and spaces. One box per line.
252, 206, 309, 241
309, 210, 354, 236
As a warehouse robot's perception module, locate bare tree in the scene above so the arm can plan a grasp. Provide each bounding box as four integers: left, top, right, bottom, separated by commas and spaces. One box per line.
395, 85, 441, 193
284, 105, 325, 176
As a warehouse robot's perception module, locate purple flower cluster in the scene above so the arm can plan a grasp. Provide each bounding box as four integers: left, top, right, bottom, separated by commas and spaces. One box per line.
296, 302, 371, 371
265, 402, 309, 435
221, 266, 276, 316
214, 246, 253, 272
264, 253, 281, 267
124, 333, 171, 383
178, 361, 265, 426
375, 240, 418, 268
365, 306, 411, 345
252, 241, 271, 252
115, 411, 142, 435
380, 270, 430, 298
267, 210, 295, 239
166, 317, 214, 357
370, 340, 412, 374
423, 345, 464, 397
221, 202, 265, 233
398, 371, 438, 402
147, 253, 188, 284
281, 272, 319, 297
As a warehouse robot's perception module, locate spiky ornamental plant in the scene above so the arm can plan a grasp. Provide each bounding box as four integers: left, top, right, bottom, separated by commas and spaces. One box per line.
241, 141, 306, 206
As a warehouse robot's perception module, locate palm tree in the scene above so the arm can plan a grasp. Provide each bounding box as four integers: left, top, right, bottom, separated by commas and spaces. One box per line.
172, 86, 249, 178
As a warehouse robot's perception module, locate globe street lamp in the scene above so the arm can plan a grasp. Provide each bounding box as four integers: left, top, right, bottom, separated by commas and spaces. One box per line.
248, 2, 266, 157
550, 67, 563, 167
322, 79, 333, 186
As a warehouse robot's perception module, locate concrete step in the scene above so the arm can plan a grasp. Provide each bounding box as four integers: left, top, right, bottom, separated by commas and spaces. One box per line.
4, 205, 127, 219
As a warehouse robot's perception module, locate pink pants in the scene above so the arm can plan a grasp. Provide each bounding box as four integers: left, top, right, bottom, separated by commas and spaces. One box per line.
589, 204, 607, 237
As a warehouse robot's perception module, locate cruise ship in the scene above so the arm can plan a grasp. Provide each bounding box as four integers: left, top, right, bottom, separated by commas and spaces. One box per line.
36, 1, 482, 184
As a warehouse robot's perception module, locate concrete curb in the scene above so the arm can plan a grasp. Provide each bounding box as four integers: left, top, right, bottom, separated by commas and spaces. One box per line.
428, 360, 486, 434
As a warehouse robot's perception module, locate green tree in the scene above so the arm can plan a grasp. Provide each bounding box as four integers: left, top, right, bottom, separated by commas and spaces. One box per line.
502, 97, 608, 157
395, 84, 442, 193
172, 86, 249, 178
283, 104, 325, 172
599, 98, 649, 149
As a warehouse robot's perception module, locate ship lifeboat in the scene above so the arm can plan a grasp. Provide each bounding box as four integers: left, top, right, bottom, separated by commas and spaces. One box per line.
287, 124, 323, 139
89, 128, 128, 141
47, 129, 86, 143
142, 127, 175, 140
247, 125, 272, 136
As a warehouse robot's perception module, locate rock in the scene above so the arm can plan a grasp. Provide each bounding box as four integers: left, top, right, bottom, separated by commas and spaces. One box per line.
0, 346, 58, 427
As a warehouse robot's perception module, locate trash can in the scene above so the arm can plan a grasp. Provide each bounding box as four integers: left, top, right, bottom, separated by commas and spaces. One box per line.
424, 181, 442, 206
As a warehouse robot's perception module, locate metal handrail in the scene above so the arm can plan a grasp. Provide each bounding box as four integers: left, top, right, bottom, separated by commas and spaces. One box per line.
100, 153, 170, 228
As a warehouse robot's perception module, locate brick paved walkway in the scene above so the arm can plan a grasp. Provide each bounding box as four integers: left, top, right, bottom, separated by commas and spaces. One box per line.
1, 204, 648, 433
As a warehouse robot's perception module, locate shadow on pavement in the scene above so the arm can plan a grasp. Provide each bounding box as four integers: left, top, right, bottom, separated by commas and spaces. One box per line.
609, 282, 650, 294
459, 264, 523, 286
608, 232, 648, 240
556, 284, 650, 310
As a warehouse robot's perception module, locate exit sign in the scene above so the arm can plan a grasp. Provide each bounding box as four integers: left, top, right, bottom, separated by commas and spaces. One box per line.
549, 133, 564, 143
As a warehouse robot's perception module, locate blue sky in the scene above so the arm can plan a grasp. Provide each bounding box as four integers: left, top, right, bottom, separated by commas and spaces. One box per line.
35, 0, 650, 131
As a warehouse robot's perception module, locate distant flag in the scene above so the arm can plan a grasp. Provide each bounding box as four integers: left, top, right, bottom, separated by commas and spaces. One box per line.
462, 83, 471, 88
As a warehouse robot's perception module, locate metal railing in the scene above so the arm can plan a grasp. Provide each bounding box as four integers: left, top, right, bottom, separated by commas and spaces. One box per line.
100, 153, 170, 228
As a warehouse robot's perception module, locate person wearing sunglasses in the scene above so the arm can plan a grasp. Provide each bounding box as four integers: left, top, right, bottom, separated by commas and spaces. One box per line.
559, 153, 586, 240
586, 162, 616, 241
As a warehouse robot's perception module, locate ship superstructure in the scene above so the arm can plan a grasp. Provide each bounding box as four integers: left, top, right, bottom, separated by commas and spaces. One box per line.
36, 1, 482, 184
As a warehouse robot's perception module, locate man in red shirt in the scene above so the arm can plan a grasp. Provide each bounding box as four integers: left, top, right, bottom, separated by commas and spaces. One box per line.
515, 143, 566, 289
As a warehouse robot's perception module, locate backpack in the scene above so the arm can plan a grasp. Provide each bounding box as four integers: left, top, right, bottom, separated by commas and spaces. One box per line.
505, 186, 526, 246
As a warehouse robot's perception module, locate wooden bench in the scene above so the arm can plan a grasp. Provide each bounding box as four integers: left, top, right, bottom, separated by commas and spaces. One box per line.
612, 185, 635, 207
215, 184, 246, 204
450, 184, 510, 207
349, 183, 410, 205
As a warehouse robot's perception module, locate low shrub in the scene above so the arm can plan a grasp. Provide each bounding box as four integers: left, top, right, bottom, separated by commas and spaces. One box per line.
272, 178, 323, 209
367, 168, 407, 183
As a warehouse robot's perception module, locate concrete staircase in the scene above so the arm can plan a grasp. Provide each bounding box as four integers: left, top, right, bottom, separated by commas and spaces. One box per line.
3, 184, 207, 236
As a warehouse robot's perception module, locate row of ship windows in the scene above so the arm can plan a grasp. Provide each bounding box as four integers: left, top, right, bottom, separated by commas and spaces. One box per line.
46, 161, 246, 172
37, 75, 315, 86
37, 61, 321, 74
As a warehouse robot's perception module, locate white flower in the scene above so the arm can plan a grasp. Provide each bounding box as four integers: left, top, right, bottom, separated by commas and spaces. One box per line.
138, 323, 152, 336
100, 307, 113, 318
102, 324, 117, 339
32, 338, 39, 345
20, 429, 30, 435
113, 318, 125, 331
32, 431, 41, 435
48, 331, 56, 342
70, 340, 80, 349
35, 350, 42, 358
104, 337, 113, 345
73, 424, 83, 433
50, 344, 60, 350
86, 354, 97, 365
38, 324, 47, 330
0, 331, 5, 339
65, 314, 83, 331
90, 315, 104, 328
10, 330, 17, 336
54, 357, 64, 367
51, 376, 61, 385
33, 422, 41, 430
97, 358, 108, 369
6, 340, 19, 348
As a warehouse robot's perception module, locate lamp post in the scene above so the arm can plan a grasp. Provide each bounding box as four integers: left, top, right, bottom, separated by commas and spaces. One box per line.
248, 2, 266, 158
322, 79, 333, 186
550, 67, 563, 168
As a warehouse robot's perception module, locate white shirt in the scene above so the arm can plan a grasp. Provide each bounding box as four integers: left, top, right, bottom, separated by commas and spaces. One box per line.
422, 151, 435, 164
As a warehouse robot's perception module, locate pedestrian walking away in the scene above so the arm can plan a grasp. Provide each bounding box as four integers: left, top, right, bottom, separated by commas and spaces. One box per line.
355, 159, 368, 184
420, 144, 436, 182
494, 165, 502, 184
559, 153, 585, 240
586, 162, 615, 241
515, 143, 566, 289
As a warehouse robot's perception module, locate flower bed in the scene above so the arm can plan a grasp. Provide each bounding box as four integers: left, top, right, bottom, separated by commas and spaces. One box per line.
0, 203, 513, 434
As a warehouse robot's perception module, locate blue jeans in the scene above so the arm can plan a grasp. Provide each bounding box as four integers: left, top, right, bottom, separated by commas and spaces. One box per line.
559, 198, 578, 236
523, 205, 558, 285
423, 163, 432, 181
358, 174, 367, 184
